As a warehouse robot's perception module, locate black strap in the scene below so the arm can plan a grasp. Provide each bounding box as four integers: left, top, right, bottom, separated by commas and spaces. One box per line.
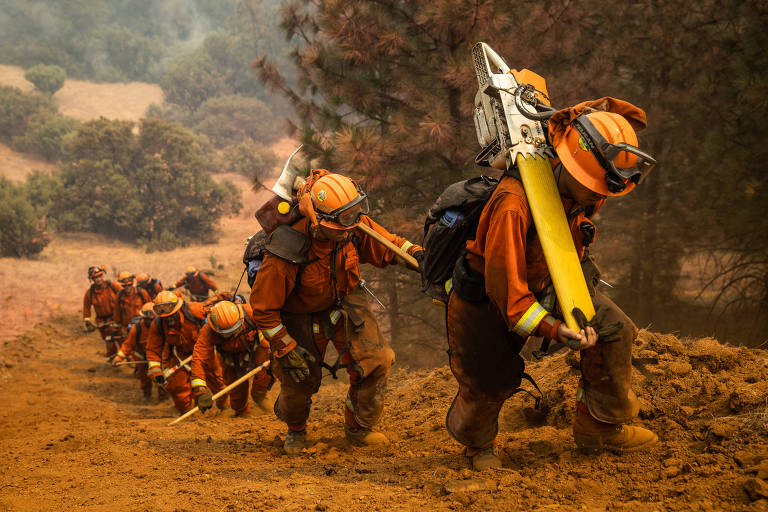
509, 372, 544, 410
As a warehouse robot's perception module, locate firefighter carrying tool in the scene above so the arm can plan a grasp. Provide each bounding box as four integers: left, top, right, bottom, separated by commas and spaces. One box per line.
441, 43, 657, 470
83, 265, 123, 358
190, 300, 273, 417
250, 169, 424, 455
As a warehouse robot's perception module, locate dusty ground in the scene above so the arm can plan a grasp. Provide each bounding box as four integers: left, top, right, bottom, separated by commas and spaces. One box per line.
1, 321, 767, 511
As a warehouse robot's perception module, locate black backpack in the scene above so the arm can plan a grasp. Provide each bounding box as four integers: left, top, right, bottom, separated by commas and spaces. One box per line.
243, 230, 269, 288
421, 175, 499, 303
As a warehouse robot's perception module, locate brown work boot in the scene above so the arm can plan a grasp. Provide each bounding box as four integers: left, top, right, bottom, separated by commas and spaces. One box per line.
234, 405, 252, 418
157, 387, 169, 401
284, 429, 307, 456
215, 395, 229, 411
573, 405, 658, 453
344, 424, 388, 446
466, 446, 502, 471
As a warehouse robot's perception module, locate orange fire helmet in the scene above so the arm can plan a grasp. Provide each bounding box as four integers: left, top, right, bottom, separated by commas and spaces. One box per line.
153, 290, 183, 317
209, 301, 244, 337
136, 273, 150, 284
88, 265, 105, 280
301, 173, 369, 230
185, 266, 197, 276
140, 302, 155, 318
117, 271, 135, 285
554, 111, 656, 197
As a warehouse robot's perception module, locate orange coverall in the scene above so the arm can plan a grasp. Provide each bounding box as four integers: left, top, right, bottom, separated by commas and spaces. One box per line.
446, 173, 638, 451
138, 279, 163, 300
83, 281, 123, 356
175, 272, 217, 301
250, 215, 422, 431
114, 286, 150, 328
117, 317, 154, 398
145, 302, 225, 413
190, 305, 272, 416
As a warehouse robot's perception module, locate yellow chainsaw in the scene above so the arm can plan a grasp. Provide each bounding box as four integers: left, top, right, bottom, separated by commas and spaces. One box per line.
471, 42, 595, 330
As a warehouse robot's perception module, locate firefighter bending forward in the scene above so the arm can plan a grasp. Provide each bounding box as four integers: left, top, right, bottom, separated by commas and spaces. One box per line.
250, 170, 423, 455
190, 300, 273, 417
145, 291, 225, 414
112, 302, 165, 401
447, 103, 659, 470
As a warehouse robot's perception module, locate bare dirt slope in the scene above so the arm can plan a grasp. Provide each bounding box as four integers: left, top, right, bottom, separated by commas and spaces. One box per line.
1, 320, 767, 511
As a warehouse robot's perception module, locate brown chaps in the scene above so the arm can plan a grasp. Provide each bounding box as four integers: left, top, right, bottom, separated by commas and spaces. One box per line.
445, 289, 639, 450
273, 288, 395, 430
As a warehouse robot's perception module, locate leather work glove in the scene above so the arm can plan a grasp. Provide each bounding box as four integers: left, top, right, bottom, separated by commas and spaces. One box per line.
278, 347, 311, 384
83, 318, 96, 332
194, 387, 214, 412
413, 250, 425, 271
572, 307, 624, 344
147, 365, 166, 386
112, 352, 125, 366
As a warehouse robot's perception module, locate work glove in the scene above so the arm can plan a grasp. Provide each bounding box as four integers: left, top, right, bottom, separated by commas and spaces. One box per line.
194, 387, 214, 412
112, 352, 126, 366
413, 250, 425, 271
83, 318, 96, 332
572, 307, 624, 344
278, 346, 311, 384
147, 365, 165, 386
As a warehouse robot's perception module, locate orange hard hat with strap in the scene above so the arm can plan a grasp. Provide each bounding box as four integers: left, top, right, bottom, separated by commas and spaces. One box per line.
154, 290, 183, 317
208, 301, 244, 337
298, 169, 369, 230
117, 271, 135, 285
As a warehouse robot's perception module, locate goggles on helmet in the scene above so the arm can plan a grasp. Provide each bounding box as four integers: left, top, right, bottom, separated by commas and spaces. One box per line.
88, 266, 105, 279
119, 277, 134, 285
572, 116, 657, 194
316, 191, 370, 228
153, 301, 178, 316
213, 317, 243, 337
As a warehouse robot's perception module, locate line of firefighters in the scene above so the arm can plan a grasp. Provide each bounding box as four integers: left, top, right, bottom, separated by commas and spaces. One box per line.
83, 101, 659, 470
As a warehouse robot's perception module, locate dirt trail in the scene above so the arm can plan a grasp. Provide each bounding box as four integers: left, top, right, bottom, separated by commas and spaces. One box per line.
1, 320, 767, 511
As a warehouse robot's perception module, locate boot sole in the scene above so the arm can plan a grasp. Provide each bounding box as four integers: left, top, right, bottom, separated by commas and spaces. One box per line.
574, 434, 659, 454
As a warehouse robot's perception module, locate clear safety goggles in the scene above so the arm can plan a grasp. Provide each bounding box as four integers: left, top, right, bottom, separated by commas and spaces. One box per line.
213, 317, 243, 337
153, 301, 177, 316
119, 277, 134, 285
316, 192, 370, 227
573, 116, 657, 194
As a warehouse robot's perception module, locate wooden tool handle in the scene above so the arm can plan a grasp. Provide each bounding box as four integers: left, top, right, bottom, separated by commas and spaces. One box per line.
356, 222, 419, 271
168, 360, 271, 426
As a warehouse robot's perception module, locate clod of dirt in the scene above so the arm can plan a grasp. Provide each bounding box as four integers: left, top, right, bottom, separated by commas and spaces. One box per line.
744, 478, 768, 501
443, 479, 492, 493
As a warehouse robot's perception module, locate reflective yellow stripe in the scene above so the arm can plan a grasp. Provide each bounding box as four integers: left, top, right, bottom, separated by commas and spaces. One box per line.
263, 323, 284, 339
576, 387, 586, 402
512, 302, 548, 337
147, 361, 161, 369
312, 323, 320, 334
117, 350, 125, 358
329, 310, 342, 325
190, 378, 207, 388
400, 241, 414, 253
258, 331, 265, 343
444, 278, 453, 294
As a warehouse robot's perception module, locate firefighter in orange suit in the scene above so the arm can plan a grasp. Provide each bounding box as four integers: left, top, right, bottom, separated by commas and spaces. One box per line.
175, 267, 218, 302
145, 291, 225, 414
250, 170, 423, 454
82, 265, 123, 357
446, 100, 659, 470
114, 272, 151, 330
190, 301, 273, 417
112, 302, 161, 400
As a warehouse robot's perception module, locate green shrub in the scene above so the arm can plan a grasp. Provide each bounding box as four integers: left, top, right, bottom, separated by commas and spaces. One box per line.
51, 117, 241, 249
224, 138, 279, 179
0, 177, 51, 257
11, 111, 79, 160
24, 64, 66, 95
0, 85, 55, 140
192, 94, 279, 147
